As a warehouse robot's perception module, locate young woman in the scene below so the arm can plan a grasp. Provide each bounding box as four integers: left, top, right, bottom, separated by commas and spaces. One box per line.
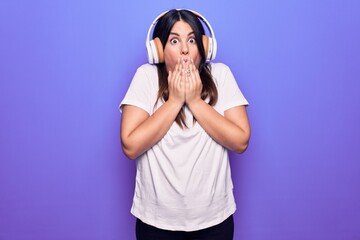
120, 9, 250, 240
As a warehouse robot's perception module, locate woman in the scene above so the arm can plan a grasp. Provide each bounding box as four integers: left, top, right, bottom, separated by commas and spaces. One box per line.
120, 9, 250, 240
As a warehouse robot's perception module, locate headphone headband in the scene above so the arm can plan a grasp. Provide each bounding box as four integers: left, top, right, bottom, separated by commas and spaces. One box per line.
146, 9, 217, 64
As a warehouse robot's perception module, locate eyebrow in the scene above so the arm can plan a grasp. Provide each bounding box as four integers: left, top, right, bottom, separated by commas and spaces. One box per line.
169, 32, 195, 36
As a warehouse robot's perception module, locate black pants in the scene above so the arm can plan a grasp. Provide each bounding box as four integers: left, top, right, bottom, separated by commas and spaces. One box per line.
136, 215, 234, 240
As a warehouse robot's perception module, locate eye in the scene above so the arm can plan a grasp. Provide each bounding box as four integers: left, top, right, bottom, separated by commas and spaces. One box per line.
170, 38, 179, 44
188, 37, 196, 44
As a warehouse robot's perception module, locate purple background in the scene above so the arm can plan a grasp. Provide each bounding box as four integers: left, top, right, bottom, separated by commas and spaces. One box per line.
1, 0, 360, 239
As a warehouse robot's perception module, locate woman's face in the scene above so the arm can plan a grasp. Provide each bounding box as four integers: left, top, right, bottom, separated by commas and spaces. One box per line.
164, 20, 201, 72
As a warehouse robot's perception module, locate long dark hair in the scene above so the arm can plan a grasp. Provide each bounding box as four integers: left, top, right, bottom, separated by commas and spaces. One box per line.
153, 9, 218, 128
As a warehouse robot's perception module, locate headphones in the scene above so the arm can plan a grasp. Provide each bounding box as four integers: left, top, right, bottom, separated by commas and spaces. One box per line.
146, 9, 217, 64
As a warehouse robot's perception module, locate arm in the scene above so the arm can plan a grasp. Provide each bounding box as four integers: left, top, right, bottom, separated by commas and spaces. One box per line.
188, 102, 250, 153
185, 61, 250, 153
121, 100, 183, 159
121, 64, 185, 160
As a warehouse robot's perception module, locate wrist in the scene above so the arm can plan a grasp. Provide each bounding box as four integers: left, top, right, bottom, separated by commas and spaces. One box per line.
167, 97, 185, 109
186, 98, 203, 110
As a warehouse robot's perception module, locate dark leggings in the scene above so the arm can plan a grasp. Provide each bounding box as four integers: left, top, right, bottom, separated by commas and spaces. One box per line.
136, 215, 234, 240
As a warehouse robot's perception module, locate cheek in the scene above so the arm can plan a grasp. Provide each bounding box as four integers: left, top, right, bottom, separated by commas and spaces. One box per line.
193, 55, 201, 69
164, 55, 176, 72
164, 47, 177, 71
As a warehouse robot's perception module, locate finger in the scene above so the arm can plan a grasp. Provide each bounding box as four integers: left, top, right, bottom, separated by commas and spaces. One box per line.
176, 66, 184, 91
190, 59, 197, 75
188, 66, 195, 84
186, 69, 193, 90
186, 59, 194, 78
189, 60, 200, 84
175, 61, 180, 75
167, 71, 172, 90
169, 71, 177, 93
174, 62, 182, 81
168, 70, 172, 81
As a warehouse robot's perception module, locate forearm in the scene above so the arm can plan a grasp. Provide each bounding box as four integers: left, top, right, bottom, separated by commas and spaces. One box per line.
121, 100, 183, 159
187, 100, 250, 153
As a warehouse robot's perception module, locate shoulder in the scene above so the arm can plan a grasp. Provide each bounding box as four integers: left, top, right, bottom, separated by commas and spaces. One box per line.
137, 63, 157, 72
209, 62, 230, 74
132, 64, 158, 86
136, 63, 158, 77
209, 62, 233, 86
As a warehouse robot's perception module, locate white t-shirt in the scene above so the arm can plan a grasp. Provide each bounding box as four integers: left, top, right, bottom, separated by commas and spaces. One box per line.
120, 62, 248, 231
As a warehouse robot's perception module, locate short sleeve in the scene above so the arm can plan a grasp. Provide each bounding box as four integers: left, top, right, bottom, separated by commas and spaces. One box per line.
119, 64, 158, 114
213, 63, 248, 112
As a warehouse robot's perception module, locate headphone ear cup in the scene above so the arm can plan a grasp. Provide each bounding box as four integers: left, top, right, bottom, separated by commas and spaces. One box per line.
203, 35, 216, 61
146, 40, 154, 64
148, 37, 164, 64
148, 40, 158, 64
202, 35, 217, 61
211, 37, 217, 61
202, 35, 210, 61
204, 36, 217, 61
153, 37, 164, 63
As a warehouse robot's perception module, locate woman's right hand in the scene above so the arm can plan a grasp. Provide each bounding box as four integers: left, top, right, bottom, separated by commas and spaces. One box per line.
168, 58, 186, 105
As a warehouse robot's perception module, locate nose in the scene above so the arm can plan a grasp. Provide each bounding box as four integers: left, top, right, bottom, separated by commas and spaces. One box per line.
181, 42, 189, 55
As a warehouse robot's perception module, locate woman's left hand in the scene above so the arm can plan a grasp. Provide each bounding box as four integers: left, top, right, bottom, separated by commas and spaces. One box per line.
184, 59, 202, 106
